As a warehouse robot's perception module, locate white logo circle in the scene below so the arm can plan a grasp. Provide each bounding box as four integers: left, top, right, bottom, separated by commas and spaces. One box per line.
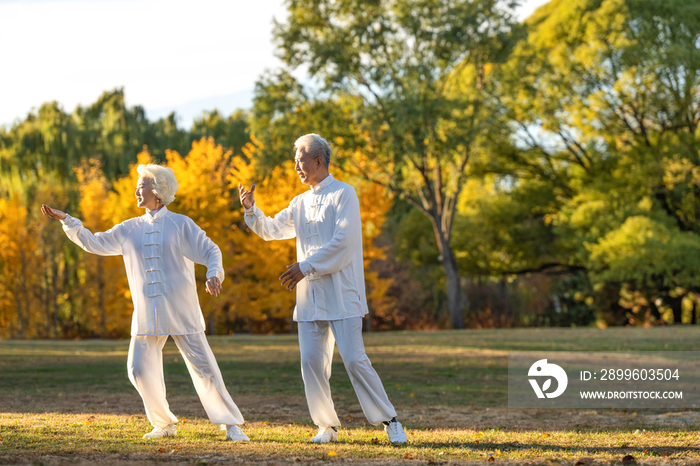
528, 359, 568, 399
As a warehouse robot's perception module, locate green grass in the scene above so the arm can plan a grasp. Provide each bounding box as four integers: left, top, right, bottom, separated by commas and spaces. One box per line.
2, 327, 700, 464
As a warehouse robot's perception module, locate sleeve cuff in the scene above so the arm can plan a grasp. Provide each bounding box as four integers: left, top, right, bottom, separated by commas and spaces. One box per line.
244, 203, 257, 215
299, 260, 316, 276
60, 214, 81, 228
207, 269, 225, 283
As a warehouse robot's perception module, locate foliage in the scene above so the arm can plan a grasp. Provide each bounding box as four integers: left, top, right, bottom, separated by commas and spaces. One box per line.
3, 0, 700, 334
461, 0, 700, 324
72, 160, 132, 337
271, 0, 522, 328
0, 135, 395, 337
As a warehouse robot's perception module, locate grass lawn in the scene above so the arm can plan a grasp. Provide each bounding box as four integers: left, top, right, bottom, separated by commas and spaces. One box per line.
1, 326, 700, 465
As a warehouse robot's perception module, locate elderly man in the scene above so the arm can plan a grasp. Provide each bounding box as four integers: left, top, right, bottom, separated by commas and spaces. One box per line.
238, 133, 408, 444
42, 164, 249, 442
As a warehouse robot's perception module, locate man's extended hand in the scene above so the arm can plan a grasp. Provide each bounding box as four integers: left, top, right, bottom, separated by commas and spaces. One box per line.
205, 276, 222, 297
280, 262, 305, 291
238, 183, 256, 209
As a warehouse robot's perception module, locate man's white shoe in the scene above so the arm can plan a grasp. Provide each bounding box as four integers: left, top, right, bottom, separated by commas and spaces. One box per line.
384, 420, 408, 444
312, 426, 338, 443
143, 424, 177, 439
225, 424, 250, 441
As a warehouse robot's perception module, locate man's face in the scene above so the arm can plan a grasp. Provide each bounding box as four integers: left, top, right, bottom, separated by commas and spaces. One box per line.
294, 146, 323, 186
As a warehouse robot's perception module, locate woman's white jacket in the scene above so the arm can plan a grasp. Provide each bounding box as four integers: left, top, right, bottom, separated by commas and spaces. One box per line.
61, 207, 224, 336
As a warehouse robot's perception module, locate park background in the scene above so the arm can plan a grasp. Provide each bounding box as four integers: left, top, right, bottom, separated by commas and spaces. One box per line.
1, 0, 699, 339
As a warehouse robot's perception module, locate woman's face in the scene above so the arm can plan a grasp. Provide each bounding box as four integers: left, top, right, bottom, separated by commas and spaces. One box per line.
135, 177, 160, 210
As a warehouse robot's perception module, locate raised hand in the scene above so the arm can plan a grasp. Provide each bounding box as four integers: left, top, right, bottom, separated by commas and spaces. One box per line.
41, 204, 67, 221
238, 183, 256, 209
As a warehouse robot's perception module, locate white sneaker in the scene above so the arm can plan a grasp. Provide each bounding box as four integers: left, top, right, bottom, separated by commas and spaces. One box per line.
225, 425, 250, 442
384, 420, 407, 444
311, 426, 338, 443
143, 424, 177, 439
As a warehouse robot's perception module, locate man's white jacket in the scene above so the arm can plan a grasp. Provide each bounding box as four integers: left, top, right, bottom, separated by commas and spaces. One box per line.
61, 207, 224, 336
244, 174, 369, 322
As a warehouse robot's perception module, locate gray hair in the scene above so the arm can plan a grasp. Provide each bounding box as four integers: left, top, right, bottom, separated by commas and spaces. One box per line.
136, 164, 179, 205
294, 133, 331, 167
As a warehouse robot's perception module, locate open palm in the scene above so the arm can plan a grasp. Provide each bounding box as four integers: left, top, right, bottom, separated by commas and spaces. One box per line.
41, 204, 67, 221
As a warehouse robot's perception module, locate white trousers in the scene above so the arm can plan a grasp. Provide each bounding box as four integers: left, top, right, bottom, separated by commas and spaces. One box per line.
127, 332, 244, 429
298, 317, 397, 428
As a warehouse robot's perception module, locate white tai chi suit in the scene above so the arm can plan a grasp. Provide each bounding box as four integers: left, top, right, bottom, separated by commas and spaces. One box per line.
245, 174, 397, 427
61, 207, 244, 429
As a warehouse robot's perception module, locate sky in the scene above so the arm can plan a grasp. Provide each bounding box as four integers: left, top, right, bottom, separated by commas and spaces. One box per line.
0, 0, 550, 130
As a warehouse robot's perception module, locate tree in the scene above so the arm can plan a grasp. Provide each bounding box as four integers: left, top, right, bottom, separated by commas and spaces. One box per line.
189, 109, 251, 155
492, 0, 700, 322
73, 160, 133, 337
272, 0, 520, 328
0, 197, 37, 337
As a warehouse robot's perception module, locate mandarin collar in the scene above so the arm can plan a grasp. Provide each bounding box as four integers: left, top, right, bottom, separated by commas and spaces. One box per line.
311, 174, 335, 194
144, 206, 169, 223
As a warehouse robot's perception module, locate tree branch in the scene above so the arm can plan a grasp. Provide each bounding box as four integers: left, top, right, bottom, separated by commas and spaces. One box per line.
444, 147, 471, 242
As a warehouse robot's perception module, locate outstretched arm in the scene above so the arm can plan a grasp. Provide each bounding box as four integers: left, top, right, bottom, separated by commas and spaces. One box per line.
42, 204, 125, 256
239, 183, 296, 241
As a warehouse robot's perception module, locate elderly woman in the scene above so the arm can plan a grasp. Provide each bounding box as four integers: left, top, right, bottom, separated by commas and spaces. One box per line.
42, 164, 249, 442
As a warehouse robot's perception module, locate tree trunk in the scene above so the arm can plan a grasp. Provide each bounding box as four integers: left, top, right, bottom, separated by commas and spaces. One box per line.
97, 257, 106, 338
441, 242, 465, 329
428, 214, 466, 329
648, 301, 663, 322
667, 295, 684, 324
14, 292, 24, 338
43, 250, 51, 337
19, 248, 31, 336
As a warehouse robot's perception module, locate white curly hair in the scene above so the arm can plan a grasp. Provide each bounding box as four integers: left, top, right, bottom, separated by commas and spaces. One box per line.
136, 164, 179, 206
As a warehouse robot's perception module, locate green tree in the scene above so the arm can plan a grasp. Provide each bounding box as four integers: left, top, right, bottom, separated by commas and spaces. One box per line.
492, 0, 700, 323
272, 0, 520, 328
189, 109, 251, 154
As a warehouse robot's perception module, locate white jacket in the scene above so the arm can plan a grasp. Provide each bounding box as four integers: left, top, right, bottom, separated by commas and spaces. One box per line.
61, 207, 224, 336
244, 174, 368, 322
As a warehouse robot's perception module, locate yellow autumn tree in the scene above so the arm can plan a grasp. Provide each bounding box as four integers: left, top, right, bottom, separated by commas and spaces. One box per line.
73, 159, 133, 337
0, 197, 38, 337
228, 137, 306, 332
33, 181, 72, 338
0, 180, 71, 338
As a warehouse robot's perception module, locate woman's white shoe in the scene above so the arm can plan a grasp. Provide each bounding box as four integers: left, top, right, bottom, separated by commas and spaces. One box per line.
225, 425, 250, 441
312, 426, 338, 443
143, 424, 177, 439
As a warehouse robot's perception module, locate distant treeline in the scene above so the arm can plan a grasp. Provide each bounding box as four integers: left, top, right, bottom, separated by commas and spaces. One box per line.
1, 0, 699, 338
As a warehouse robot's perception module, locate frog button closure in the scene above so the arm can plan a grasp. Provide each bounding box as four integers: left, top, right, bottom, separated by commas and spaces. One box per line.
143, 214, 164, 299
